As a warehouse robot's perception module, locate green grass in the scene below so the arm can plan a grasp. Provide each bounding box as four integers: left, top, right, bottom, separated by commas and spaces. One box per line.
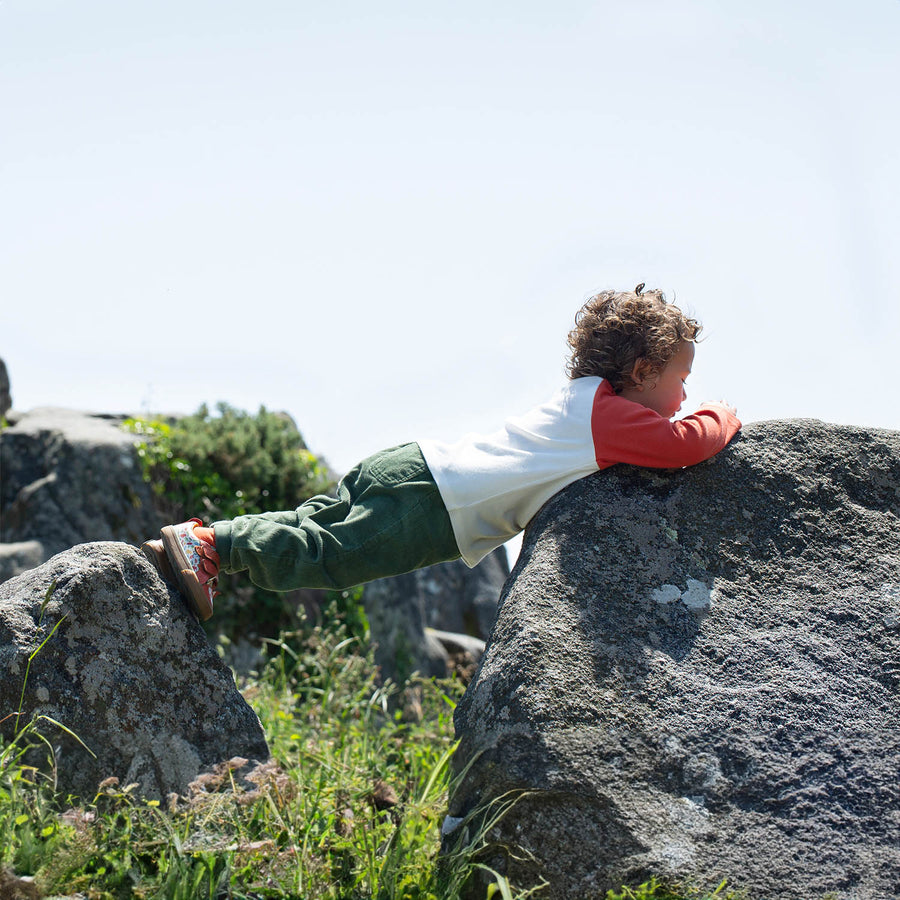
0, 617, 522, 900
1, 618, 745, 900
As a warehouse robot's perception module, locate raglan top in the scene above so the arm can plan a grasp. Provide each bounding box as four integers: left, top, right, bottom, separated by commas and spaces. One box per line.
418, 376, 741, 567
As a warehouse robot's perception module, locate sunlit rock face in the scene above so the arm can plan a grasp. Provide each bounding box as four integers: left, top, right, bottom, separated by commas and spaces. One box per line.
0, 542, 269, 800
450, 419, 900, 900
0, 408, 163, 582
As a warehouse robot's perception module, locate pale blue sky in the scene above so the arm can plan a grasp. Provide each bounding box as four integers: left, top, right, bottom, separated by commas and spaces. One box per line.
4, 0, 899, 491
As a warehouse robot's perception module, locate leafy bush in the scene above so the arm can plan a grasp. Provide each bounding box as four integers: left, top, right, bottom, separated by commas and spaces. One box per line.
124, 402, 333, 523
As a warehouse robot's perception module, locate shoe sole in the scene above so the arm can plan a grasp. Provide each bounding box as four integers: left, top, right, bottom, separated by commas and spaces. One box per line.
141, 539, 177, 584
160, 525, 215, 622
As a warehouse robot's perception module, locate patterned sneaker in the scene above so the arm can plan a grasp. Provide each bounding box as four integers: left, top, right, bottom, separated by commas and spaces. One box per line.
159, 518, 216, 621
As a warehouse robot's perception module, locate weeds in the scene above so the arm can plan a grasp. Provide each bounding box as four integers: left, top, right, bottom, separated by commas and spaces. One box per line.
0, 617, 532, 899
605, 878, 745, 900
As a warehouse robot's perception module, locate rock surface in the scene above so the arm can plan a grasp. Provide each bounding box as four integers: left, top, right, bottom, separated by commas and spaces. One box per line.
364, 548, 508, 685
0, 540, 45, 584
449, 419, 900, 900
0, 409, 163, 579
0, 542, 269, 800
0, 357, 10, 419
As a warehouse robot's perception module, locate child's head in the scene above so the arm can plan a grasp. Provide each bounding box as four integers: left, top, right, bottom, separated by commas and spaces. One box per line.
566, 284, 701, 394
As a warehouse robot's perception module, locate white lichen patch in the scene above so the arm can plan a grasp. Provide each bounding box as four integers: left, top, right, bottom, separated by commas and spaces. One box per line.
682, 579, 715, 611
652, 584, 682, 606
651, 579, 715, 612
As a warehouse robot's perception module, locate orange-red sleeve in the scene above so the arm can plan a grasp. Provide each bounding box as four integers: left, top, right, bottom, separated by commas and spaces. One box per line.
591, 380, 742, 470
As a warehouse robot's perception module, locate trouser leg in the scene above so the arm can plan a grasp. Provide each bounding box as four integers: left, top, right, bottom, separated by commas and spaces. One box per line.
212, 442, 460, 592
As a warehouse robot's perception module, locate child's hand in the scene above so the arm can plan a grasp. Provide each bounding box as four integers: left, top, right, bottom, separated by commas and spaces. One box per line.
704, 399, 738, 416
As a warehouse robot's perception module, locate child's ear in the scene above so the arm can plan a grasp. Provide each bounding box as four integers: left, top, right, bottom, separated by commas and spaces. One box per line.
629, 358, 651, 389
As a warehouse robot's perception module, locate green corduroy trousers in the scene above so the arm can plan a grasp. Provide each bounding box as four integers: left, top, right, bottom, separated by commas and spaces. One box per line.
213, 442, 460, 592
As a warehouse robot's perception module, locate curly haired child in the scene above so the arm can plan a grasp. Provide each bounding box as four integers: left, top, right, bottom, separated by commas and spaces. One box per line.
143, 284, 741, 621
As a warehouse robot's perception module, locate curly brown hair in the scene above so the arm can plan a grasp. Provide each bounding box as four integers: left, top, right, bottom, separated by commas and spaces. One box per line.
566, 284, 701, 392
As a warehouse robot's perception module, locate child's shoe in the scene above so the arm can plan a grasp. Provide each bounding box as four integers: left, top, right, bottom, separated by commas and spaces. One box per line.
157, 518, 217, 622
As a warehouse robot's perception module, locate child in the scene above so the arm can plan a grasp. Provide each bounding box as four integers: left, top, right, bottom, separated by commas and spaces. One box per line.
142, 284, 740, 621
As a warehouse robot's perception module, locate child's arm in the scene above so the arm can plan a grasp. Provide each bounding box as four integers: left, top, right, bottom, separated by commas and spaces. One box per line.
592, 389, 741, 469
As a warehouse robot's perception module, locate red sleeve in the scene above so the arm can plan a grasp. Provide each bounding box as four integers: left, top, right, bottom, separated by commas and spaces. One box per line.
591, 380, 742, 470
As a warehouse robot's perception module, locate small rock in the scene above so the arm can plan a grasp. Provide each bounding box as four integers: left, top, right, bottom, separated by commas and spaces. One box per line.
0, 541, 269, 800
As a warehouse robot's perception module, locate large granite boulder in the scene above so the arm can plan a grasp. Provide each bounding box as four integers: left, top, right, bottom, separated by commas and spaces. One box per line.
364, 548, 508, 686
0, 408, 164, 583
0, 542, 269, 800
448, 420, 900, 900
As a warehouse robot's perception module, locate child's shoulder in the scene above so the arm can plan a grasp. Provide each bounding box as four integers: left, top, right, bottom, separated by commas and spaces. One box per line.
523, 377, 605, 424
560, 375, 605, 397
548, 376, 605, 408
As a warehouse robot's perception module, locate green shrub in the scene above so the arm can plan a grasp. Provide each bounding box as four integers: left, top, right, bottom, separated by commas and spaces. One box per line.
124, 402, 333, 523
